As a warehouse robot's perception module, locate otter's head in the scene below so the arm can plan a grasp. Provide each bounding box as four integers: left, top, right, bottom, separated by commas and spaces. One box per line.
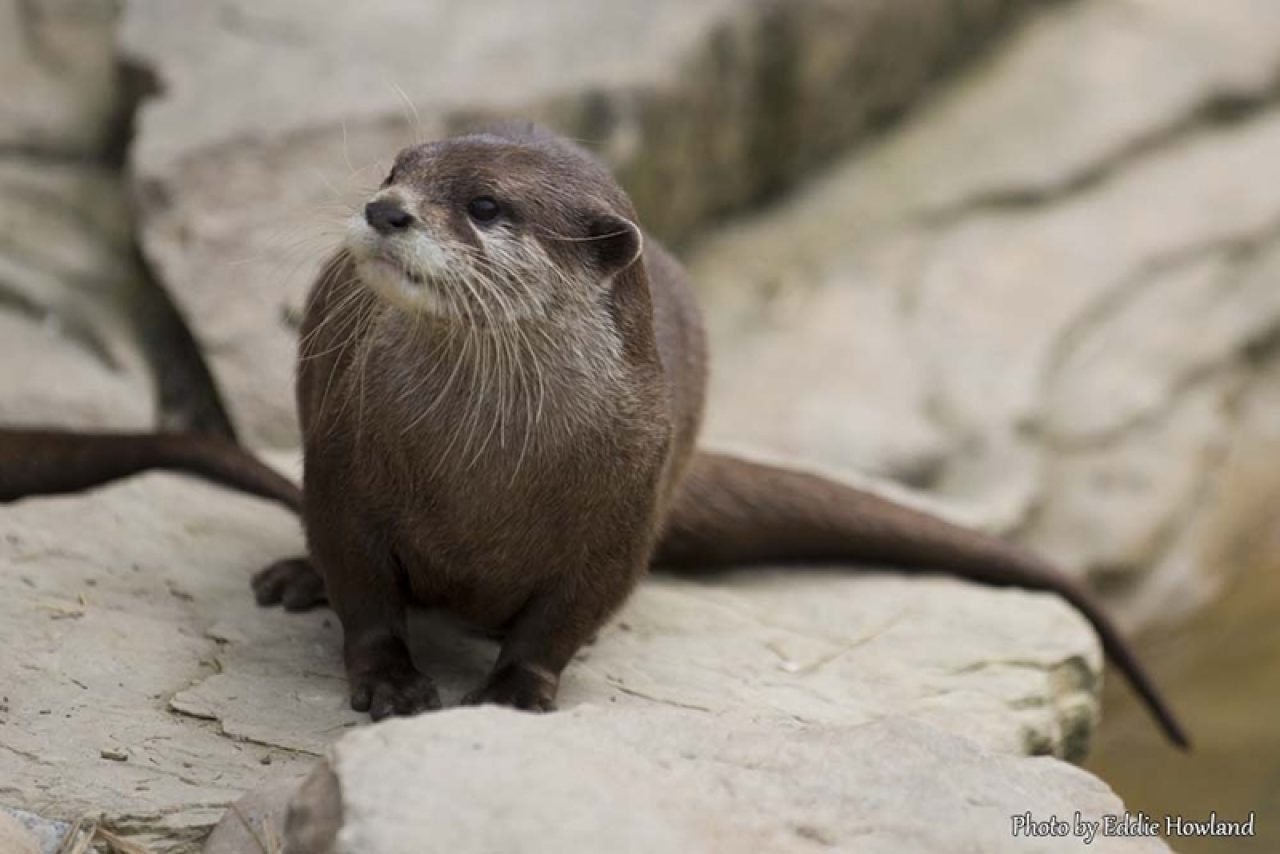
345, 128, 644, 324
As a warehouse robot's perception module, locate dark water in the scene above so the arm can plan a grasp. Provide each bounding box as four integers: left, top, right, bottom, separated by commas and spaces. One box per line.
1087, 546, 1280, 853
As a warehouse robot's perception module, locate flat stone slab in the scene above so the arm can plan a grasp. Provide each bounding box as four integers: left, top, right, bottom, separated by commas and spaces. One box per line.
2, 470, 1100, 850
214, 709, 1171, 854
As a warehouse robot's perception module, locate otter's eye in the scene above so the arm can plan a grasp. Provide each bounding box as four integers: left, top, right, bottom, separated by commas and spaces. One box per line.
467, 196, 501, 224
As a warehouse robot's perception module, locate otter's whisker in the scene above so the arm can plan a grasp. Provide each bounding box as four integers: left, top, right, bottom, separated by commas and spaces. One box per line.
315, 287, 376, 434
298, 279, 369, 359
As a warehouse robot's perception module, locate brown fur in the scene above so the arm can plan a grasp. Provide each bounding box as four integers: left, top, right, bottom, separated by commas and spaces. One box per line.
0, 126, 1187, 746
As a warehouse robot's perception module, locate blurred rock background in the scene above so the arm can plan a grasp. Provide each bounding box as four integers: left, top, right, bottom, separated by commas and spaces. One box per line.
2, 0, 1278, 851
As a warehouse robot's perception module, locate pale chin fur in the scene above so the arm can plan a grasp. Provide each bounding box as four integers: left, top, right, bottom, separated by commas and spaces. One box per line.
345, 215, 449, 317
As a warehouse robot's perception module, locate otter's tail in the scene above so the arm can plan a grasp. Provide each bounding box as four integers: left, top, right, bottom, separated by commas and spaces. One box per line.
656, 451, 1189, 749
0, 429, 301, 512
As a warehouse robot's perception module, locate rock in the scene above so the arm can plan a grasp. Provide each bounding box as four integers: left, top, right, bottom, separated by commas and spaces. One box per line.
690, 0, 1280, 625
1114, 341, 1280, 627
1025, 381, 1237, 589
203, 776, 305, 854
0, 475, 318, 851
117, 0, 1043, 447
0, 808, 71, 854
1031, 238, 1280, 621
0, 0, 120, 157
695, 251, 952, 489
909, 106, 1280, 623
273, 709, 1170, 854
3, 471, 1103, 850
0, 0, 162, 431
0, 161, 157, 431
914, 109, 1280, 445
789, 0, 1280, 223
0, 810, 42, 854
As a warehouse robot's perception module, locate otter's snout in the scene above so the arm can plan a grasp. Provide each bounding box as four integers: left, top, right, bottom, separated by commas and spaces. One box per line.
365, 199, 415, 234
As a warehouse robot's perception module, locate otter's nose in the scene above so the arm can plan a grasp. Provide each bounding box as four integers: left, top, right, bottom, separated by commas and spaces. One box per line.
365, 199, 415, 234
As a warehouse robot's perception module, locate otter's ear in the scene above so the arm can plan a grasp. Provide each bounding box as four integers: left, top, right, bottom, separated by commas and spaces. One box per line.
587, 214, 643, 276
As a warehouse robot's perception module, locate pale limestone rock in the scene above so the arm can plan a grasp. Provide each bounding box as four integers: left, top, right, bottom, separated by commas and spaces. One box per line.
913, 110, 1280, 443
1117, 345, 1280, 627
117, 0, 1039, 447
271, 710, 1170, 854
796, 0, 1280, 222
690, 0, 1280, 624
1025, 381, 1237, 588
3, 472, 1103, 851
0, 162, 155, 430
0, 808, 71, 854
698, 250, 950, 489
0, 0, 158, 431
0, 811, 41, 854
0, 0, 119, 156
202, 776, 303, 854
0, 475, 317, 851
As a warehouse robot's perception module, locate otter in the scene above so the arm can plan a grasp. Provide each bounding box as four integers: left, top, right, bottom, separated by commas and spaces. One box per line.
0, 125, 1188, 746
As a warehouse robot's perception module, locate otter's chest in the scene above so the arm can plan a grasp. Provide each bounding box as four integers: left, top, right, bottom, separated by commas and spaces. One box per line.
376, 424, 660, 627
303, 312, 669, 625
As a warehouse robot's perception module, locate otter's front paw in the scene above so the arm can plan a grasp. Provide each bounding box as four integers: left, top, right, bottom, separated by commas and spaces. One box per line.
252, 557, 327, 611
350, 664, 441, 721
463, 663, 558, 712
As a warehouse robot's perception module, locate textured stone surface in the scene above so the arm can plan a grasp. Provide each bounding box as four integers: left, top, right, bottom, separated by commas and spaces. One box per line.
202, 774, 302, 854
0, 161, 157, 431
691, 0, 1280, 627
1, 473, 1103, 851
118, 0, 1040, 447
0, 476, 317, 851
0, 0, 158, 431
266, 710, 1170, 854
0, 0, 120, 156
1114, 342, 1280, 627
0, 810, 42, 854
764, 0, 1280, 226
0, 807, 70, 854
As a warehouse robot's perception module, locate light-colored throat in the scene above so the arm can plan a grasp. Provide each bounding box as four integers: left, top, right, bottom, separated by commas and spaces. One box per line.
326, 301, 630, 479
